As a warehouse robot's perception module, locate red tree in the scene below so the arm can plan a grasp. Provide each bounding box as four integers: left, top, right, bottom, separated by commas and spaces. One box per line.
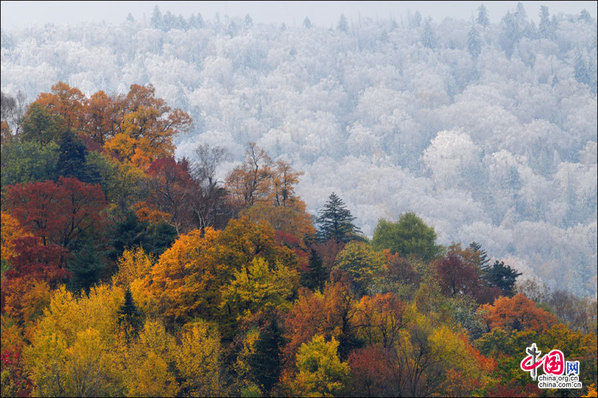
4, 177, 107, 249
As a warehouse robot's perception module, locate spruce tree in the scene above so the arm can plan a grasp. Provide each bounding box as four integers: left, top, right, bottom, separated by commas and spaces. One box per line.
301, 247, 327, 291
118, 288, 143, 339
67, 240, 107, 294
248, 315, 283, 395
484, 260, 522, 296
316, 192, 361, 243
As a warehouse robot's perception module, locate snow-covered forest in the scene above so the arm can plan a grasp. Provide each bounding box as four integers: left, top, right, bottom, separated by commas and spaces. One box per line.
1, 3, 596, 296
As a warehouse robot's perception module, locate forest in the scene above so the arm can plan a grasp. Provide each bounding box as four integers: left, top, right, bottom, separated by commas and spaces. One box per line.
0, 81, 596, 396
0, 2, 597, 397
1, 3, 596, 297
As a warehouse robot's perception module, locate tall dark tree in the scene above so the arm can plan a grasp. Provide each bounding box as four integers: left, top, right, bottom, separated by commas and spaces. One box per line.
150, 5, 163, 30
107, 210, 177, 261
469, 241, 490, 271
67, 239, 107, 294
301, 247, 328, 291
118, 288, 143, 339
55, 130, 100, 184
316, 192, 361, 243
483, 260, 521, 296
248, 314, 283, 395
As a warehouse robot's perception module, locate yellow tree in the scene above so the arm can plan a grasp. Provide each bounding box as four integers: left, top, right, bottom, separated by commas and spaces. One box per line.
352, 293, 406, 348
291, 334, 350, 397
112, 247, 155, 289
24, 285, 126, 396
104, 84, 191, 169
174, 320, 222, 397
1, 211, 31, 265
123, 320, 178, 397
146, 228, 222, 326
221, 257, 299, 321
334, 241, 386, 295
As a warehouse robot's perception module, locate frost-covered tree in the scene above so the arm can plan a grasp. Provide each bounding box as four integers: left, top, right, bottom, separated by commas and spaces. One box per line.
477, 4, 489, 27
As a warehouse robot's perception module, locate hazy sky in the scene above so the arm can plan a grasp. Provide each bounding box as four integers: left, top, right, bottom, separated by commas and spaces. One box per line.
2, 1, 596, 30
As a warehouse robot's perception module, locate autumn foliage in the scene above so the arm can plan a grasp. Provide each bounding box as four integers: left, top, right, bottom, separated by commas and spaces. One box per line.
1, 82, 596, 398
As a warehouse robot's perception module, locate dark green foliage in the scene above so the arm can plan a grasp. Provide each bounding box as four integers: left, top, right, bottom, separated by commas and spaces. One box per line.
20, 103, 66, 147
67, 240, 108, 294
483, 260, 521, 296
469, 241, 490, 270
248, 315, 283, 395
107, 210, 149, 261
372, 213, 442, 262
301, 247, 327, 291
118, 288, 143, 338
56, 130, 102, 184
108, 210, 177, 261
316, 192, 361, 243
143, 221, 178, 257
1, 140, 59, 188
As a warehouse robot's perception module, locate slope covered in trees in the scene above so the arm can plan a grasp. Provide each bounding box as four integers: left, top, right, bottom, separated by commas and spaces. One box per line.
1, 81, 597, 396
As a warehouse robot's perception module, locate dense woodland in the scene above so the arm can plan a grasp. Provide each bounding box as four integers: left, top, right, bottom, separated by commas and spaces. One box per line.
1, 3, 597, 297
0, 81, 596, 397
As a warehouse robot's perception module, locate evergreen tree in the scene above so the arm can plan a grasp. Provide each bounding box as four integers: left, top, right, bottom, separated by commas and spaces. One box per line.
301, 247, 327, 291
67, 240, 107, 293
56, 129, 100, 184
539, 6, 555, 40
108, 211, 177, 261
303, 17, 312, 29
107, 210, 148, 261
248, 314, 283, 395
421, 18, 437, 49
118, 288, 143, 339
337, 14, 348, 33
469, 241, 490, 271
484, 260, 522, 296
574, 49, 590, 85
467, 25, 482, 59
477, 4, 489, 27
316, 192, 361, 243
150, 5, 163, 30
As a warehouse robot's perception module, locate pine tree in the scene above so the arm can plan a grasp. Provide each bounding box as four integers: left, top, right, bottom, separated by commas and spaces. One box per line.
248, 314, 283, 395
301, 247, 327, 291
67, 240, 107, 293
484, 260, 522, 296
467, 25, 482, 59
421, 18, 437, 49
316, 192, 361, 243
118, 288, 143, 339
469, 241, 489, 271
56, 129, 89, 182
477, 4, 489, 27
